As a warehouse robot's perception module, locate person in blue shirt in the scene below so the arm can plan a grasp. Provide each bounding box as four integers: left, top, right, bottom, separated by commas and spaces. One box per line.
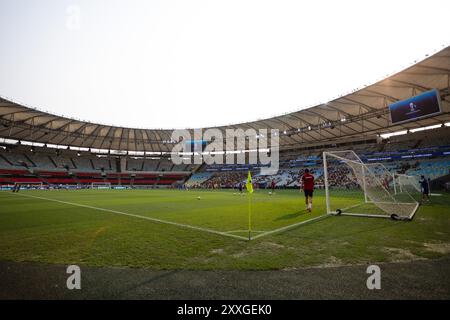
419, 175, 430, 203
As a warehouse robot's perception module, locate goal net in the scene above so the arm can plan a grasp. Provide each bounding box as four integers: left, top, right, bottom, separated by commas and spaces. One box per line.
323, 150, 419, 220
91, 182, 112, 189
395, 174, 422, 200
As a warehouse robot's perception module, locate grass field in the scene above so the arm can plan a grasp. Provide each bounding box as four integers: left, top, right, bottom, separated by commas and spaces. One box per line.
0, 189, 449, 270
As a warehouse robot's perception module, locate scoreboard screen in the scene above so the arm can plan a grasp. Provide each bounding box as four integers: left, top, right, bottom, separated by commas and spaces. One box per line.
389, 89, 442, 125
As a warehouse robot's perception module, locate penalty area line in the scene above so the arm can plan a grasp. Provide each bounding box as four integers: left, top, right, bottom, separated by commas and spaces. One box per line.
12, 192, 248, 241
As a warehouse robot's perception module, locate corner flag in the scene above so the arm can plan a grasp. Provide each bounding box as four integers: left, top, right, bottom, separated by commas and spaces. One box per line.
246, 170, 253, 194
246, 170, 253, 240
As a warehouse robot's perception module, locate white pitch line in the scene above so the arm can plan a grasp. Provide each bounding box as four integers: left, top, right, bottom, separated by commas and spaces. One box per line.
12, 192, 248, 241
251, 214, 331, 240
225, 229, 267, 234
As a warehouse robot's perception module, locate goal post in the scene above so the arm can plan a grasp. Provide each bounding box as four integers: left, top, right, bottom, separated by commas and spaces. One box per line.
323, 150, 419, 220
91, 182, 112, 190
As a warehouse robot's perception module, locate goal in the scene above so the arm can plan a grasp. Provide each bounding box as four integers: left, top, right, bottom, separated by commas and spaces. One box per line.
91, 182, 112, 190
395, 174, 422, 200
323, 150, 419, 220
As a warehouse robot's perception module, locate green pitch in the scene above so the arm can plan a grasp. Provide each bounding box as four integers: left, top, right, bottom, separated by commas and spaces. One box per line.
0, 189, 449, 270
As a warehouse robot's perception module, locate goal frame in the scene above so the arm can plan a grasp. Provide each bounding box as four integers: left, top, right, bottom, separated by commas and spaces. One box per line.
323, 151, 419, 220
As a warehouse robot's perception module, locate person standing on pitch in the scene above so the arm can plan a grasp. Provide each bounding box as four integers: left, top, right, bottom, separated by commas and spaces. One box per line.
301, 169, 315, 212
419, 175, 430, 203
271, 179, 276, 194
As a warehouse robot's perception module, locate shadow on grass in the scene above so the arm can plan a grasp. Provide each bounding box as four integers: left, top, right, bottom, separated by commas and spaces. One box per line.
274, 210, 308, 221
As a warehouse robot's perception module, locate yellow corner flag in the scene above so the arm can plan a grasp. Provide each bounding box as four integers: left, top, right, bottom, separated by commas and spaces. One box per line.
246, 170, 253, 194
246, 170, 253, 240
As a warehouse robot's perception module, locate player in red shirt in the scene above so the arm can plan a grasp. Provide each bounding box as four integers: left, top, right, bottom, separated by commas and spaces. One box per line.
271, 179, 276, 193
301, 168, 315, 212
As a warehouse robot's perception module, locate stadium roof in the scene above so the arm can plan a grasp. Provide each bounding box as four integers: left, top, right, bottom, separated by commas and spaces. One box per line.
1, 46, 449, 152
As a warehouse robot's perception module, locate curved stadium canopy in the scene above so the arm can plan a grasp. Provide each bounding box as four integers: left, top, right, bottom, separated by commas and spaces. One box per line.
1, 46, 449, 152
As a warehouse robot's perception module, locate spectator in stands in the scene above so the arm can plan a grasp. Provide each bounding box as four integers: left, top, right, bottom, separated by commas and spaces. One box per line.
200, 172, 247, 189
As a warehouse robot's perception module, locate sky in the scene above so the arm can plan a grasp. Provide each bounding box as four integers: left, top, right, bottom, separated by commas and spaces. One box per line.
0, 0, 449, 129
